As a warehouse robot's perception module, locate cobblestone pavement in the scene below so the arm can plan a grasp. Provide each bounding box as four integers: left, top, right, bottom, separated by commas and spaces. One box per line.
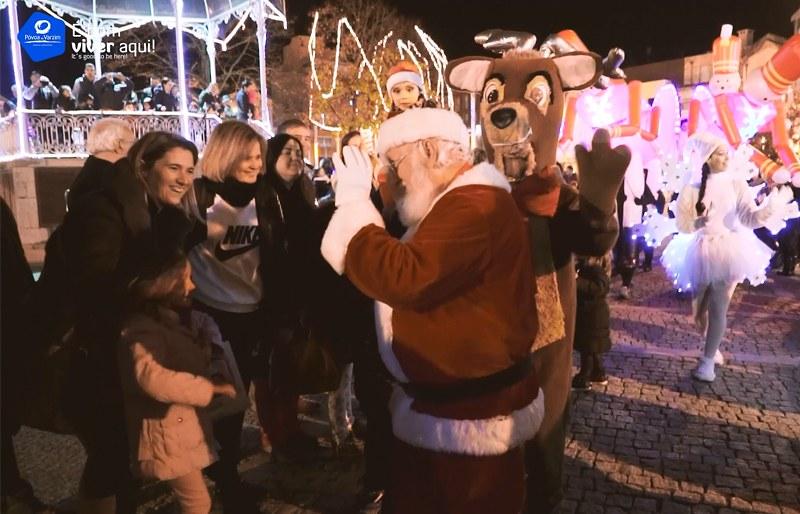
12, 265, 800, 513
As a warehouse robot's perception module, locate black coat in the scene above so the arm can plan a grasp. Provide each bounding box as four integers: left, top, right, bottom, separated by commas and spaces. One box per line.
56, 95, 77, 111
573, 261, 612, 354
199, 90, 222, 114
32, 160, 192, 406
152, 85, 177, 112
72, 75, 97, 109
1, 198, 35, 428
67, 156, 117, 210
94, 76, 134, 110
27, 85, 57, 109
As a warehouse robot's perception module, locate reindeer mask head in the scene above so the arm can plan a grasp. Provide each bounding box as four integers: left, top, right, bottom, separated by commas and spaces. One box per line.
445, 30, 601, 181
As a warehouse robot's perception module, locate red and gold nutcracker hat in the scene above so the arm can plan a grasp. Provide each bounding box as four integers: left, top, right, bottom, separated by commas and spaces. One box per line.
712, 24, 742, 76
744, 34, 800, 103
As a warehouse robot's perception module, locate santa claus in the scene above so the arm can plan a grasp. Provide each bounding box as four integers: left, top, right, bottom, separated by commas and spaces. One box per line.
321, 107, 545, 513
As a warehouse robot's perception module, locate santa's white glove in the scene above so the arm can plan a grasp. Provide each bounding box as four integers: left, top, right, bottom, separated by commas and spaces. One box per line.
333, 146, 373, 207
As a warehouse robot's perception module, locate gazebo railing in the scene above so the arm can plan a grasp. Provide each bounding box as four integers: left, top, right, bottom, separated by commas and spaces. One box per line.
0, 114, 19, 157
0, 110, 223, 161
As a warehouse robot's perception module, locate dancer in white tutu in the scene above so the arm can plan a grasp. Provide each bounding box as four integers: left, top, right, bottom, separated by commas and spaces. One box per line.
661, 132, 788, 382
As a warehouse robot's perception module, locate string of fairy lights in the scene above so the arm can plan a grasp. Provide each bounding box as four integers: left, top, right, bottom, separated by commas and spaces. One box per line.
307, 10, 452, 132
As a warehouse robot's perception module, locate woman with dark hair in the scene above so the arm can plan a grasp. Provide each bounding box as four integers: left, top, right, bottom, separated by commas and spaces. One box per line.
341, 130, 362, 150
40, 131, 197, 514
56, 85, 77, 111
187, 123, 316, 512
661, 133, 789, 383
259, 133, 319, 450
119, 253, 235, 514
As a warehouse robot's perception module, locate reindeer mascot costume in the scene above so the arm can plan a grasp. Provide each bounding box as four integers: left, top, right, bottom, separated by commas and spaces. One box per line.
446, 30, 630, 513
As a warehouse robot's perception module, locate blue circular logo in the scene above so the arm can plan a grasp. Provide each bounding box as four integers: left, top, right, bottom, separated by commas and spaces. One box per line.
34, 20, 51, 34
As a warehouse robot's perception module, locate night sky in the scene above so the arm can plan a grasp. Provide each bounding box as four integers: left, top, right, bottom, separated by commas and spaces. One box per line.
2, 0, 797, 97
291, 0, 798, 65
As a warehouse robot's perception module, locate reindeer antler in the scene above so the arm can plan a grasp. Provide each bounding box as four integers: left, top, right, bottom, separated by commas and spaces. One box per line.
540, 30, 626, 89
475, 29, 537, 55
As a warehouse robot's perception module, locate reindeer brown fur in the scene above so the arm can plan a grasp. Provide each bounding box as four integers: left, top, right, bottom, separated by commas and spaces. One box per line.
447, 36, 631, 513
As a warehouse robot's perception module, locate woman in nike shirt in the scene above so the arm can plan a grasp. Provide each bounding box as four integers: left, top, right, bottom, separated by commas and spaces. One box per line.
187, 122, 316, 511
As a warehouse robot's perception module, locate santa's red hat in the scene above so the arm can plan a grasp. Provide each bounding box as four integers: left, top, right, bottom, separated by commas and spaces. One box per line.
386, 61, 424, 93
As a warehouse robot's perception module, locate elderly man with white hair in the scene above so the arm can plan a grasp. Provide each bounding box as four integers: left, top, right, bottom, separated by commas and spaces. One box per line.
67, 118, 135, 209
321, 107, 544, 514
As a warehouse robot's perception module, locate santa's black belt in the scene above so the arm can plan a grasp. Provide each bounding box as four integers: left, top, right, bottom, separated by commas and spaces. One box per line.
399, 354, 534, 403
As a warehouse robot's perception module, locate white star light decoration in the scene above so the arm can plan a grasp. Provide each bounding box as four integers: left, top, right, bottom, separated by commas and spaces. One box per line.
633, 205, 678, 249
582, 89, 616, 128
737, 101, 775, 141
658, 153, 690, 192
727, 144, 758, 181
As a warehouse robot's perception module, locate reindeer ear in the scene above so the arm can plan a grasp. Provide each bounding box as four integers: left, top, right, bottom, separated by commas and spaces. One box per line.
553, 52, 602, 91
445, 57, 495, 93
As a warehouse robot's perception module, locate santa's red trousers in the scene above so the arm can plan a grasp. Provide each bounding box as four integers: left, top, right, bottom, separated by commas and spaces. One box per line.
384, 437, 525, 514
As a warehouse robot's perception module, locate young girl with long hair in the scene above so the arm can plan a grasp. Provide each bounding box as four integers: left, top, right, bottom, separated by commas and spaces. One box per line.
119, 254, 235, 514
661, 133, 789, 382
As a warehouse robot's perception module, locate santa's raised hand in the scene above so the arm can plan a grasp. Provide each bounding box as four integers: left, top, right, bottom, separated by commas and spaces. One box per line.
333, 146, 373, 207
323, 146, 386, 274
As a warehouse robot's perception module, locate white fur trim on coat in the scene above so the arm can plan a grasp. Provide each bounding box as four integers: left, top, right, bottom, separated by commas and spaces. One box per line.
375, 301, 409, 383
446, 161, 511, 193
321, 200, 384, 274
390, 385, 545, 456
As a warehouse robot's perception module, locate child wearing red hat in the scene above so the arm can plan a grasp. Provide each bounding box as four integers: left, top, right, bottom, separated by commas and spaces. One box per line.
386, 61, 436, 118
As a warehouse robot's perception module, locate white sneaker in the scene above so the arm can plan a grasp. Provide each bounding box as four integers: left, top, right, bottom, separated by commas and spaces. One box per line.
618, 286, 631, 300
713, 349, 724, 366
692, 357, 716, 382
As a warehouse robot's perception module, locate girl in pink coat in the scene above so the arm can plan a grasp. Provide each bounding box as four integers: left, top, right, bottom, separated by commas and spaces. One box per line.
118, 254, 236, 513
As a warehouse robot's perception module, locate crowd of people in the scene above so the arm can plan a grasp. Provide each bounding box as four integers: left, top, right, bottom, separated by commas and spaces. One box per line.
1, 54, 798, 514
1, 62, 436, 514
1, 63, 266, 120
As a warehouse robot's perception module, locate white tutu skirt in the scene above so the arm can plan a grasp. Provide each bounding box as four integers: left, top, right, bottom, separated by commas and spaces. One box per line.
661, 229, 773, 290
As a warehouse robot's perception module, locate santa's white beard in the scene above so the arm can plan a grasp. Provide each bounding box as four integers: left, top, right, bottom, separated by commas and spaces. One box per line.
395, 169, 440, 227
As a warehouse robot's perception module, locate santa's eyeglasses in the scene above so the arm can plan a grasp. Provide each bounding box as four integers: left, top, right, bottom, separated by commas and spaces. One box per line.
384, 146, 414, 176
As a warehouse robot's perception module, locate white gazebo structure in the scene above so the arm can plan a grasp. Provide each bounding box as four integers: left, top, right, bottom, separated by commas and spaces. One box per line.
0, 0, 286, 161
0, 0, 286, 263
